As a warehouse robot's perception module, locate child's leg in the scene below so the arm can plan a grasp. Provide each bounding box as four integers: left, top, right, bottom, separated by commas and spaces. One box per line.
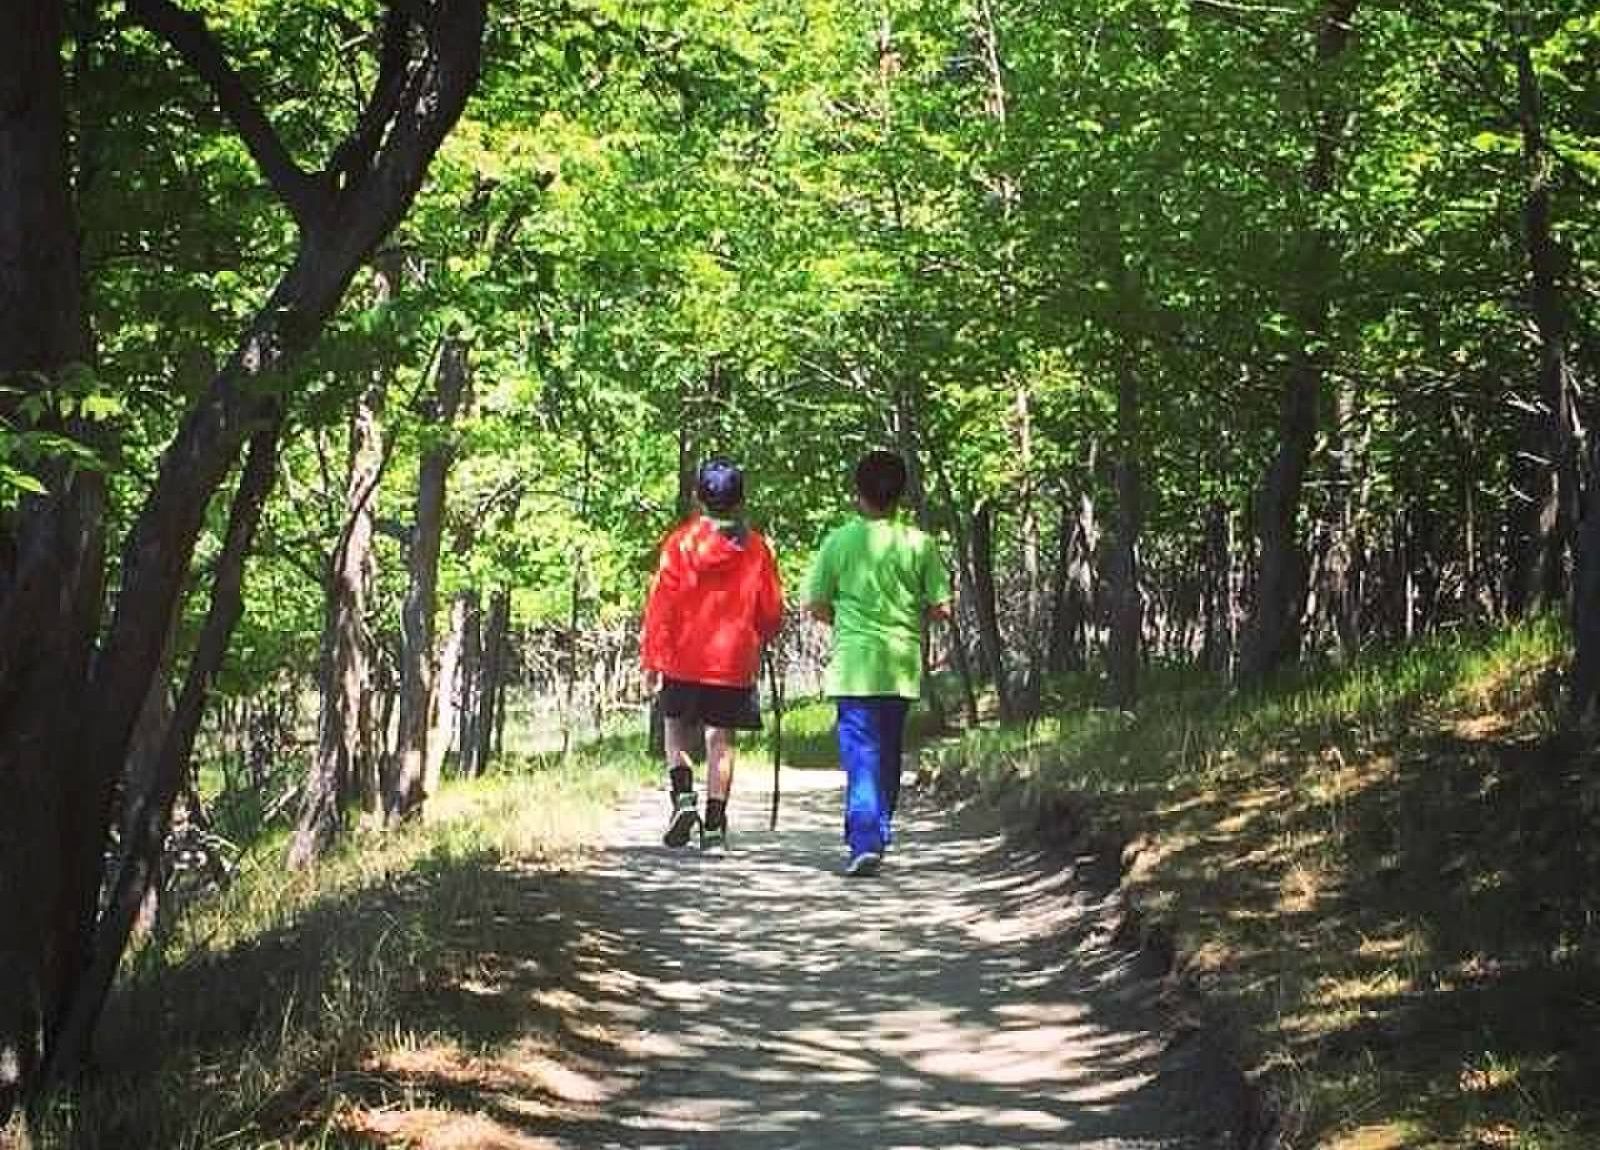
661, 716, 702, 847
836, 699, 885, 857
704, 726, 735, 831
664, 717, 700, 796
875, 698, 910, 847
704, 726, 736, 799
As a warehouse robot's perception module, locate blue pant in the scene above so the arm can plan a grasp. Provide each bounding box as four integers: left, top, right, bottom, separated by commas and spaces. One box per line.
836, 697, 911, 857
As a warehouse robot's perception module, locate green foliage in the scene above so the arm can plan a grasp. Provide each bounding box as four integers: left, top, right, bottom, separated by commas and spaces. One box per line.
56, 0, 1600, 1130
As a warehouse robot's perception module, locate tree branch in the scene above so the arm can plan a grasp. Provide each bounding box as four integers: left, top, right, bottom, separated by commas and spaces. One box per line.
326, 4, 414, 190
125, 0, 327, 229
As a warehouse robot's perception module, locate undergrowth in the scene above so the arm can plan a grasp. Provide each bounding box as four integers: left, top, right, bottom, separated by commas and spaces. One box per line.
36, 744, 654, 1150
923, 618, 1600, 1149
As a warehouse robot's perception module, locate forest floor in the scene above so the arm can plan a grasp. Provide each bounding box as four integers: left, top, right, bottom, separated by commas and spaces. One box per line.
46, 760, 1244, 1149
44, 628, 1597, 1150
326, 773, 1246, 1149
923, 624, 1600, 1150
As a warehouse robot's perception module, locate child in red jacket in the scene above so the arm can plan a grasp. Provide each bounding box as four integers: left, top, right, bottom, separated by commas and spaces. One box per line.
642, 459, 783, 852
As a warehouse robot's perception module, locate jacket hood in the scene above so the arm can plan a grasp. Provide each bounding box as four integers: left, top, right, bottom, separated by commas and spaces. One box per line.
680, 515, 750, 571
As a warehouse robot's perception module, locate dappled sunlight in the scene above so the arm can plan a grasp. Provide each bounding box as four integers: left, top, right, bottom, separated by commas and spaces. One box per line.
324, 772, 1241, 1147
1114, 687, 1600, 1147
446, 777, 1244, 1148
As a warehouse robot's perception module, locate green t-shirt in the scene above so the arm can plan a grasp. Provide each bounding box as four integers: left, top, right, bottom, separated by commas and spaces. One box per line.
803, 515, 951, 699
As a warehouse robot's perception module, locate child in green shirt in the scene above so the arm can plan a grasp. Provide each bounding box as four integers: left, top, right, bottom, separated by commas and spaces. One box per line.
804, 450, 951, 876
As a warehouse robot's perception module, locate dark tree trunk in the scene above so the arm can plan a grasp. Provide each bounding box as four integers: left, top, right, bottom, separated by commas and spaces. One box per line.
945, 606, 982, 728
969, 499, 1014, 721
929, 473, 983, 727
1505, 23, 1576, 618
46, 424, 280, 1088
1239, 0, 1359, 684
290, 375, 385, 868
1104, 350, 1143, 710
1321, 383, 1365, 658
1014, 384, 1046, 716
1567, 435, 1600, 718
1046, 494, 1080, 677
457, 592, 484, 777
119, 660, 175, 946
387, 337, 469, 820
475, 586, 511, 775
1073, 488, 1100, 671
426, 594, 467, 788
0, 0, 100, 1119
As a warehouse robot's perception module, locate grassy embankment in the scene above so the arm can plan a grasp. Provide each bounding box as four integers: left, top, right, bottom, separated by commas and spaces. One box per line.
37, 742, 655, 1149
922, 619, 1600, 1149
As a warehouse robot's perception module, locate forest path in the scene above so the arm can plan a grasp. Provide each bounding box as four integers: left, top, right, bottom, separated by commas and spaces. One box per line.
348, 772, 1246, 1149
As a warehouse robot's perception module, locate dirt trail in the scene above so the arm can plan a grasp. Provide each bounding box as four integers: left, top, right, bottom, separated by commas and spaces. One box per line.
352, 771, 1245, 1149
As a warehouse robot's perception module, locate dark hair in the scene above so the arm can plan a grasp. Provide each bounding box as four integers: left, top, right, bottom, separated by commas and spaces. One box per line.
696, 457, 744, 515
854, 450, 907, 509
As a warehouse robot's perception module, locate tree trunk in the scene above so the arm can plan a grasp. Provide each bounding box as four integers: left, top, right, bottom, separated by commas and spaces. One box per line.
1104, 350, 1143, 710
0, 0, 100, 1119
1200, 502, 1234, 676
1013, 383, 1046, 715
946, 605, 982, 728
1046, 494, 1080, 677
1504, 22, 1577, 618
457, 592, 484, 776
1566, 434, 1600, 718
475, 586, 511, 775
424, 594, 466, 792
387, 337, 469, 821
969, 499, 1014, 722
289, 370, 385, 868
113, 604, 185, 944
120, 665, 175, 946
1074, 488, 1100, 671
562, 437, 593, 756
1321, 382, 1365, 658
1238, 0, 1359, 684
45, 423, 280, 1089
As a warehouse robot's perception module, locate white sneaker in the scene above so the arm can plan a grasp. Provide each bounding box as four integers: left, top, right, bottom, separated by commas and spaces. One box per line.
844, 850, 882, 878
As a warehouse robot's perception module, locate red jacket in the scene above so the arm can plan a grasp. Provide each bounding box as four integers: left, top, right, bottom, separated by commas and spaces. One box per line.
642, 516, 783, 687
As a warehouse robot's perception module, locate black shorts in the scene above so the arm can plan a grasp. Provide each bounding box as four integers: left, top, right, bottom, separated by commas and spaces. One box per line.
659, 677, 762, 731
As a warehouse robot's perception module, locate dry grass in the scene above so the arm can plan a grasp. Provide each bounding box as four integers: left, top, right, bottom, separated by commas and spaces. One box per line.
34, 746, 654, 1149
923, 620, 1600, 1149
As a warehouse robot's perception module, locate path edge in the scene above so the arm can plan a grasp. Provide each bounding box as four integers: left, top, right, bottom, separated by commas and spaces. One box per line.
917, 761, 1286, 1150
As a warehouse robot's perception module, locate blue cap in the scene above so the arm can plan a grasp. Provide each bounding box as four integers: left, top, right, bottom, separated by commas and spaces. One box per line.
696, 458, 744, 514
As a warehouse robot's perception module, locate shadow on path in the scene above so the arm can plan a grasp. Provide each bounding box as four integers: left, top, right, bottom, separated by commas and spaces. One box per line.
340, 774, 1245, 1149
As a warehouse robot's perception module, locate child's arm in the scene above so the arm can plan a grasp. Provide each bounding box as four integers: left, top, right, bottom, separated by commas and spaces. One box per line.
921, 538, 953, 626
640, 528, 685, 681
802, 531, 836, 626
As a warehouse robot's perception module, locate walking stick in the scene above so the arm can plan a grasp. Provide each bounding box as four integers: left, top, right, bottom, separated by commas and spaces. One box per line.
765, 647, 784, 830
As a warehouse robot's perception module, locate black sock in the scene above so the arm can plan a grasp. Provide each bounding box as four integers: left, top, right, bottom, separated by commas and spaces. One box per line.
670, 765, 694, 796
704, 797, 727, 831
